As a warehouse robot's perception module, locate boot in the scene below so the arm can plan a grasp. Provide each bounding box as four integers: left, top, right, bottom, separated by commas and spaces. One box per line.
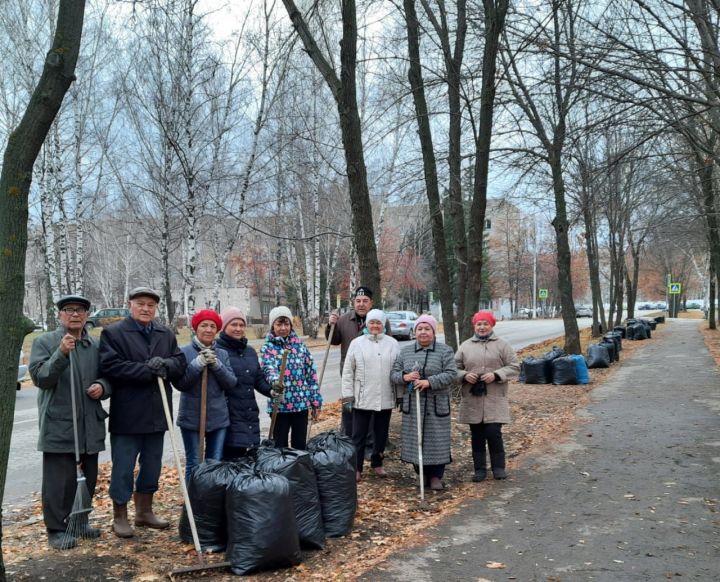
112, 502, 134, 538
134, 492, 169, 529
472, 467, 487, 482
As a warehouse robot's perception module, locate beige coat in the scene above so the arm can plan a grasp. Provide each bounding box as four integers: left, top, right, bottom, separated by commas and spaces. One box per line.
455, 333, 520, 424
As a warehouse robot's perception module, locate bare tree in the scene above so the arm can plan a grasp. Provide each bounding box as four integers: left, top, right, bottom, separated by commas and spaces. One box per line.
0, 2, 86, 576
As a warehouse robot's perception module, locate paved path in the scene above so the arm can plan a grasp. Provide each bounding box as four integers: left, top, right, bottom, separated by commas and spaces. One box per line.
361, 319, 720, 581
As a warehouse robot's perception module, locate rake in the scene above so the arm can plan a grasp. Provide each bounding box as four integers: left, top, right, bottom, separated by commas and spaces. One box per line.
63, 350, 92, 548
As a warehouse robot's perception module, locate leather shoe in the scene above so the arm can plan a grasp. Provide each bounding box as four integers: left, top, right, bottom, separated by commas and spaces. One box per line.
373, 466, 387, 478
493, 468, 508, 480
472, 468, 487, 482
48, 531, 77, 550
429, 476, 444, 491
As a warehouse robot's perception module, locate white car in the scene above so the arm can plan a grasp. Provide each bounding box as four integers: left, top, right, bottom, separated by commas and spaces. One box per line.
575, 306, 593, 318
17, 351, 28, 390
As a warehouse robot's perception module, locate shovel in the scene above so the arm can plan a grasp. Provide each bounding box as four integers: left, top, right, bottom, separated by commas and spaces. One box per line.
156, 376, 230, 577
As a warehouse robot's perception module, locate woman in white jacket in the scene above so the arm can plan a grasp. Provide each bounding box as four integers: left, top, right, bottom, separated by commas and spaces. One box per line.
341, 309, 400, 482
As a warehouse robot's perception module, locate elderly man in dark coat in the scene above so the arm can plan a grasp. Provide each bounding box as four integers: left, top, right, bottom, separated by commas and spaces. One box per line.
30, 294, 111, 550
99, 287, 186, 539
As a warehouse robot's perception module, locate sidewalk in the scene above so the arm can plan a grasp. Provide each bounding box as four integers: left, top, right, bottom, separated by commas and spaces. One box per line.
361, 319, 720, 581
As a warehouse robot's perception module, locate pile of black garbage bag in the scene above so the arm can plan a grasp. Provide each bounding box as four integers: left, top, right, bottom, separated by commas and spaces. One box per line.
178, 431, 357, 576
521, 346, 589, 385
522, 314, 664, 384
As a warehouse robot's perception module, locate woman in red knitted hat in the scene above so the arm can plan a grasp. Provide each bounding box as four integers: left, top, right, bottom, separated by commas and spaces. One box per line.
455, 310, 520, 482
175, 309, 237, 480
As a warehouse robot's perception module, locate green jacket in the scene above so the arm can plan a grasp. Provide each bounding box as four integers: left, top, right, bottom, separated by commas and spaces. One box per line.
29, 327, 111, 454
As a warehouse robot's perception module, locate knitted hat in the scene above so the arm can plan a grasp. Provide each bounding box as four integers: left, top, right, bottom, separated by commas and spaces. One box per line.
191, 309, 223, 331
366, 309, 386, 325
221, 306, 247, 330
269, 306, 293, 329
472, 310, 497, 327
414, 314, 438, 334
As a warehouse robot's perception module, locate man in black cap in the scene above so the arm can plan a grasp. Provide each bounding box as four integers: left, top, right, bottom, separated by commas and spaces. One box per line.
29, 295, 110, 549
326, 286, 390, 441
99, 286, 186, 538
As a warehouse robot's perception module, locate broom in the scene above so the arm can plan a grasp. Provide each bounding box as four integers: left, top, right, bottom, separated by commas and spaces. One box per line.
62, 349, 93, 548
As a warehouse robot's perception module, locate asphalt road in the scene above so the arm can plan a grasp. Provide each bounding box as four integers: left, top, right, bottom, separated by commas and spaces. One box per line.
4, 317, 594, 508
361, 319, 719, 581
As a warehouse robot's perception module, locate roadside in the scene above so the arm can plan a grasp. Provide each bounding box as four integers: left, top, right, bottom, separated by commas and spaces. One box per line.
361, 316, 720, 581
2, 319, 671, 580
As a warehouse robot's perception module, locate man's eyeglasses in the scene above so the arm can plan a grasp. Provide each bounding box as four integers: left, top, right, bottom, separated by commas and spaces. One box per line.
61, 307, 87, 315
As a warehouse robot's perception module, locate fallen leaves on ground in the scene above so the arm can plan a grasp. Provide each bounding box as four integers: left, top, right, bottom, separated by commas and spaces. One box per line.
4, 325, 666, 581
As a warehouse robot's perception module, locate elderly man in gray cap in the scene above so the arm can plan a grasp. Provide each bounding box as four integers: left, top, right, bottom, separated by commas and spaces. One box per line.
99, 286, 186, 538
29, 294, 110, 549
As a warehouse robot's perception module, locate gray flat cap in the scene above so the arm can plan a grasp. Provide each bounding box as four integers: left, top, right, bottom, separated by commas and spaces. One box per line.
128, 287, 160, 302
56, 295, 91, 311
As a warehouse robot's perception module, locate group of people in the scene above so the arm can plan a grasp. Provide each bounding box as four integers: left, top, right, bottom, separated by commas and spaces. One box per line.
336, 290, 520, 491
29, 284, 519, 551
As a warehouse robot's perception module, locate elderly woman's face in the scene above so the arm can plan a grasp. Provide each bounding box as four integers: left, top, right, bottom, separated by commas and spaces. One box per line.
196, 320, 218, 346
474, 319, 494, 335
367, 319, 384, 335
415, 323, 434, 346
225, 318, 246, 340
273, 317, 292, 338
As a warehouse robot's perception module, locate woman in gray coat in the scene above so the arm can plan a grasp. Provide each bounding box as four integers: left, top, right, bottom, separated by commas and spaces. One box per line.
455, 310, 520, 481
391, 314, 456, 491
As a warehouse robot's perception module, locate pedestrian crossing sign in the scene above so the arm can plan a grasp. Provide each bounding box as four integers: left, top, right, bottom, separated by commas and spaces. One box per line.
538, 288, 548, 299
669, 283, 682, 294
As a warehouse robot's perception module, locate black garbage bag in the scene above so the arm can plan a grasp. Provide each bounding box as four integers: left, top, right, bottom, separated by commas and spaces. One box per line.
522, 357, 550, 384
255, 446, 325, 549
632, 322, 648, 340
613, 326, 626, 338
307, 447, 356, 537
604, 331, 622, 352
586, 344, 610, 369
307, 431, 356, 462
626, 324, 636, 340
551, 356, 578, 385
225, 468, 302, 576
647, 319, 657, 331
600, 339, 618, 362
178, 460, 241, 551
543, 346, 565, 362
639, 320, 652, 338
654, 316, 665, 324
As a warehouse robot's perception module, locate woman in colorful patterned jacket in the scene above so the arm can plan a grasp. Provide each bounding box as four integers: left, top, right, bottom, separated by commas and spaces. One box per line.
260, 306, 322, 449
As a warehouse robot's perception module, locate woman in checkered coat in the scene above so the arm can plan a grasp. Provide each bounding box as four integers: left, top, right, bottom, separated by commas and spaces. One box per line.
390, 314, 457, 491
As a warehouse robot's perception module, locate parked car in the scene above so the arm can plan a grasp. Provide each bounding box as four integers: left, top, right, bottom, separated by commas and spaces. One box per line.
517, 307, 538, 319
574, 306, 593, 318
17, 351, 27, 391
387, 311, 419, 341
86, 307, 130, 330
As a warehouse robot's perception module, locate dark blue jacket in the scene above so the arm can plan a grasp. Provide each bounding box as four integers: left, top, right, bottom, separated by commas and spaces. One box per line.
174, 342, 236, 433
100, 317, 186, 434
215, 332, 271, 448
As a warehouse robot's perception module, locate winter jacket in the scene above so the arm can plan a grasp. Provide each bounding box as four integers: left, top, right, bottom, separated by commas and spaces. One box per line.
174, 340, 236, 433
99, 317, 186, 434
215, 332, 272, 448
455, 333, 520, 424
30, 327, 111, 454
325, 310, 391, 372
341, 333, 400, 411
390, 340, 457, 465
260, 330, 322, 414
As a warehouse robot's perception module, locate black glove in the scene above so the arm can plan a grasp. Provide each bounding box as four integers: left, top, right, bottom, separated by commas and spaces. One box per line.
147, 356, 168, 379
470, 380, 487, 397
396, 397, 403, 410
